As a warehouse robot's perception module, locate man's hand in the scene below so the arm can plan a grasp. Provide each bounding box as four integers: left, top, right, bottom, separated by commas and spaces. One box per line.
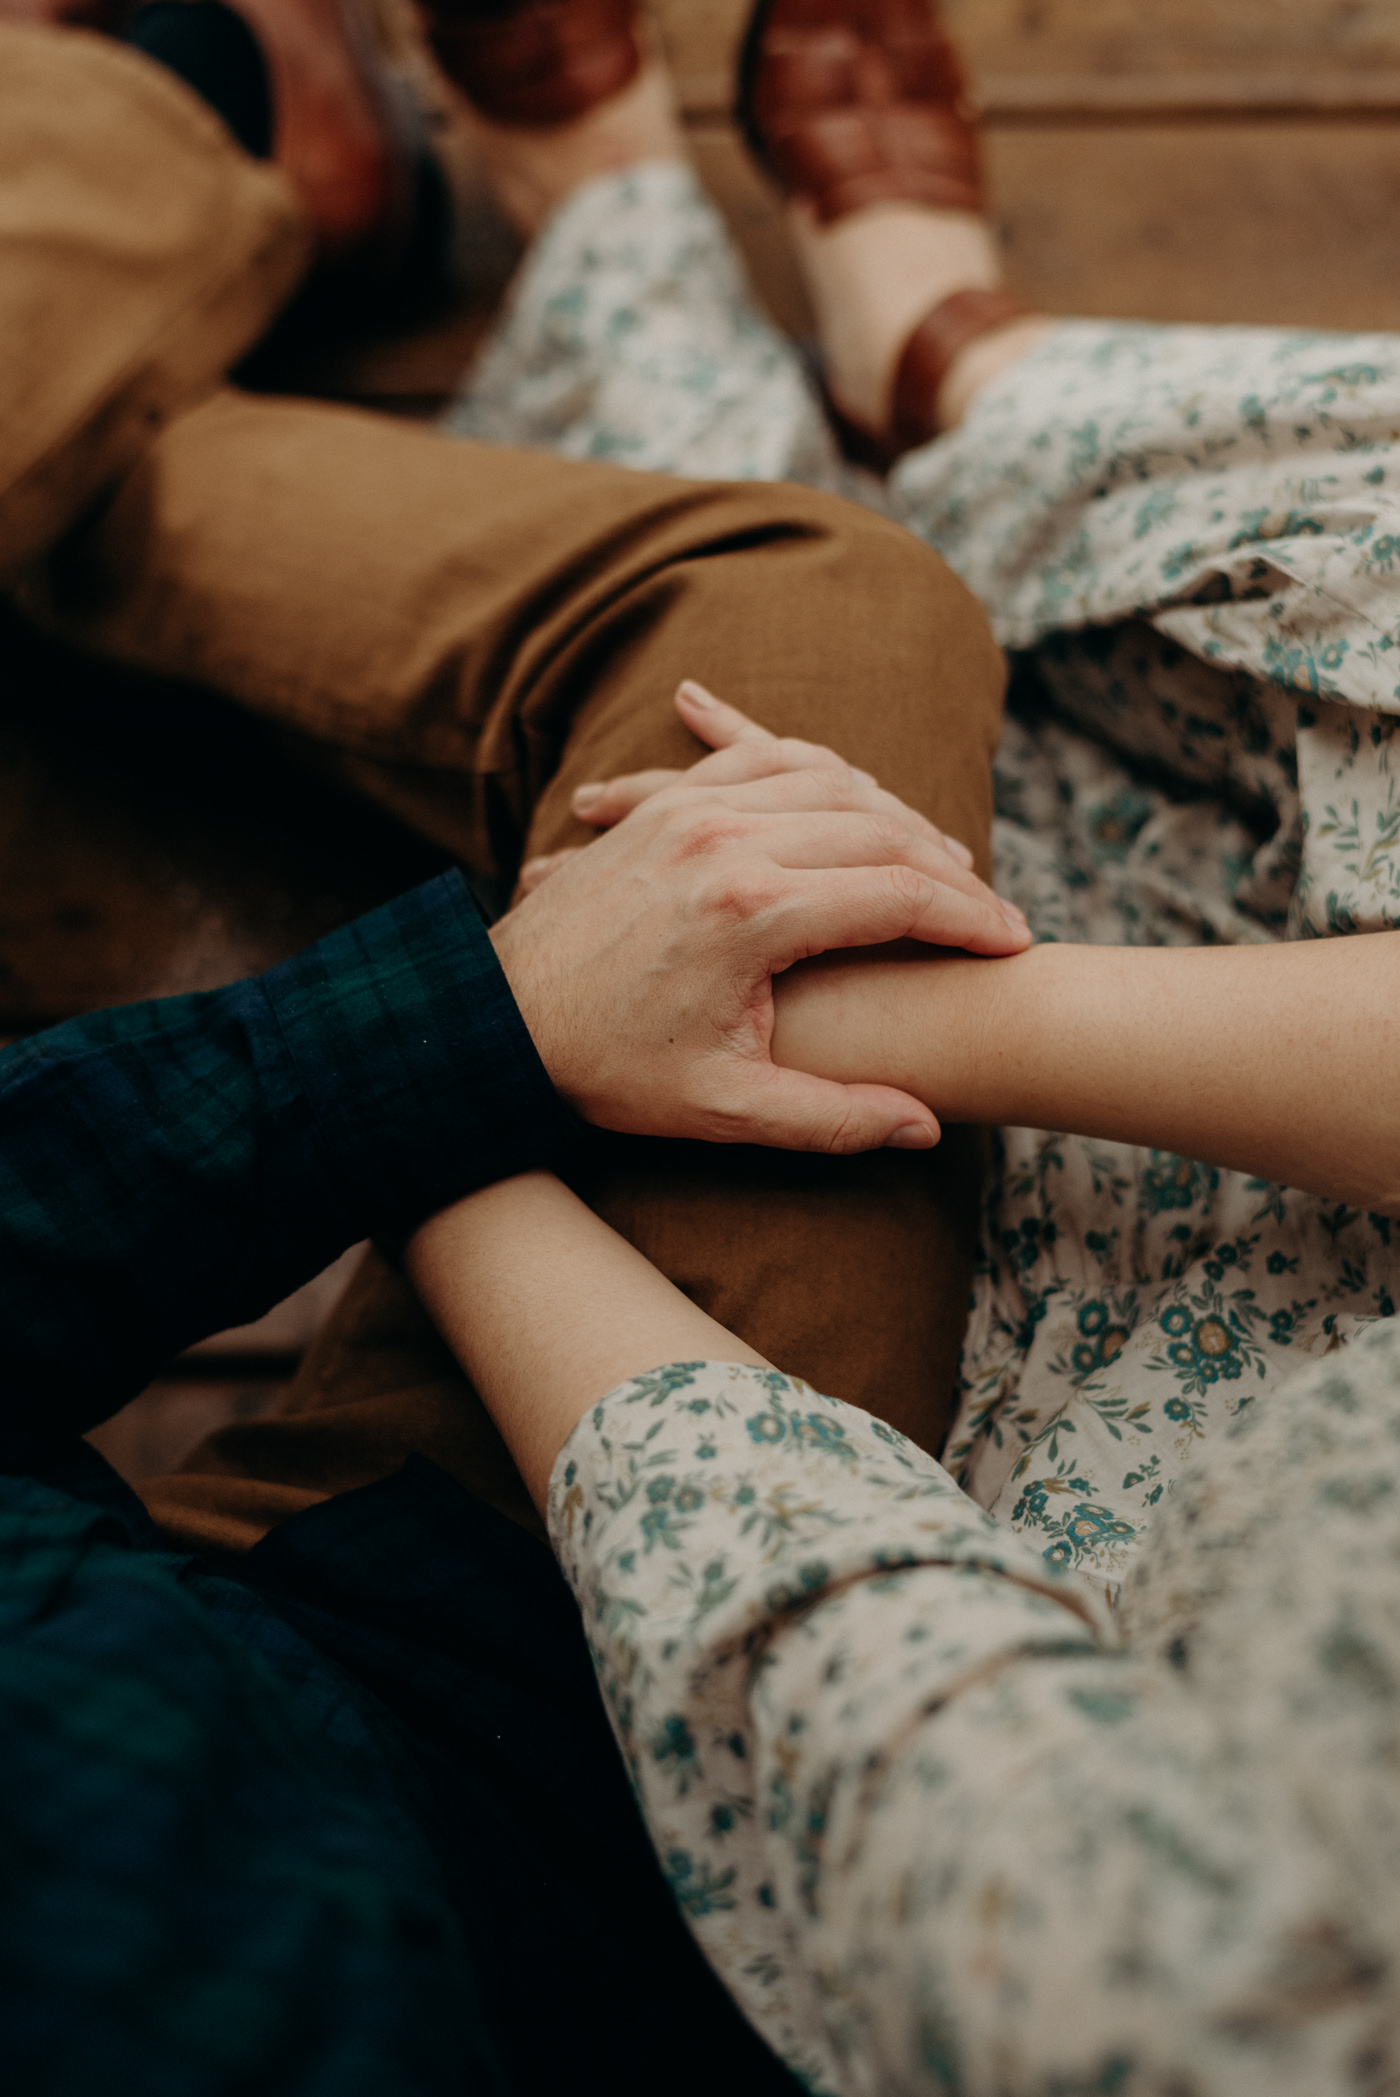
518, 680, 997, 897
490, 703, 1031, 1156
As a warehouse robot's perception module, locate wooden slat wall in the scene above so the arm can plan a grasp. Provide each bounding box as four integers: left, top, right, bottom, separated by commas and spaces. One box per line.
651, 0, 1400, 339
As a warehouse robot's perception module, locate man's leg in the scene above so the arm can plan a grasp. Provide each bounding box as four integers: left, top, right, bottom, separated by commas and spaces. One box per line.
41, 396, 1008, 1549
0, 23, 307, 578
0, 27, 1005, 1553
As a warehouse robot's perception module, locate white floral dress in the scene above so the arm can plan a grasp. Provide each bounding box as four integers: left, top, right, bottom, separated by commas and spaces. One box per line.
447, 163, 1400, 2089
551, 1344, 1400, 2094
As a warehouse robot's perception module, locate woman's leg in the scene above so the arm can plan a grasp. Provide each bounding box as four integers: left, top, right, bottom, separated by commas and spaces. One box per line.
439, 30, 851, 491
0, 22, 308, 578
688, 2, 1400, 1610
446, 160, 850, 489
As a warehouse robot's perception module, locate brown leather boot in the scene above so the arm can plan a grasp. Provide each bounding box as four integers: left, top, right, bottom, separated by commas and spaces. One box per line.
3, 0, 422, 278
737, 0, 1029, 455
422, 0, 641, 127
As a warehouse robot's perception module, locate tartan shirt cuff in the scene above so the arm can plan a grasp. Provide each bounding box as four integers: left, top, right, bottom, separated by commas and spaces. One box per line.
261, 870, 580, 1240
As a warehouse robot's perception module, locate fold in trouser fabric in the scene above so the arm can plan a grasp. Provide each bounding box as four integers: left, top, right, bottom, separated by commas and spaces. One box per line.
554, 1337, 1400, 2095
0, 23, 308, 581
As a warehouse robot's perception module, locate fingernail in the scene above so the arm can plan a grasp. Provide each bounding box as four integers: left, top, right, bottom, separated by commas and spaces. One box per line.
887, 1122, 936, 1150
572, 783, 603, 813
1002, 900, 1028, 928
677, 680, 715, 708
947, 837, 975, 868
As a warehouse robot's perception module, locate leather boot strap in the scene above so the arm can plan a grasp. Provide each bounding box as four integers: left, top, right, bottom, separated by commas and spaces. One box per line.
891, 287, 1031, 452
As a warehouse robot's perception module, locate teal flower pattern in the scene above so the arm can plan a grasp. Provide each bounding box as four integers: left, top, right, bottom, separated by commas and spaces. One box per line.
549, 1338, 1400, 2096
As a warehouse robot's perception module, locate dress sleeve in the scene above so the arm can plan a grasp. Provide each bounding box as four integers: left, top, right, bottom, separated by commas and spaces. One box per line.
0, 869, 577, 1445
550, 1347, 1400, 2096
546, 1361, 1113, 2095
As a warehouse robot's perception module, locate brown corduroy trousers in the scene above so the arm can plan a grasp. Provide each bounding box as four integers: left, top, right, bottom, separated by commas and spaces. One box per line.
1, 24, 1007, 1548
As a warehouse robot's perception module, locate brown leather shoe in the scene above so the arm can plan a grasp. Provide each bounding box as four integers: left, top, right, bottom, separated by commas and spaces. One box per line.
423, 0, 641, 127
737, 0, 982, 225
738, 0, 1030, 457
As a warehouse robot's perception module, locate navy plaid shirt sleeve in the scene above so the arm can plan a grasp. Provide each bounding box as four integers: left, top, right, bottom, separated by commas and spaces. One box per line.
0, 870, 578, 1442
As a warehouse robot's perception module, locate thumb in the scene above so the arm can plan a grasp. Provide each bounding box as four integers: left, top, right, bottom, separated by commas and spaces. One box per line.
733, 1065, 942, 1154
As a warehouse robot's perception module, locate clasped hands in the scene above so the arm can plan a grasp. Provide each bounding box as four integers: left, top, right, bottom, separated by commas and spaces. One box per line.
489, 680, 1029, 1155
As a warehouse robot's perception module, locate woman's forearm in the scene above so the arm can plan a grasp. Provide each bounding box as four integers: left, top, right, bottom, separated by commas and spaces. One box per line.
772, 933, 1400, 1213
406, 1172, 771, 1511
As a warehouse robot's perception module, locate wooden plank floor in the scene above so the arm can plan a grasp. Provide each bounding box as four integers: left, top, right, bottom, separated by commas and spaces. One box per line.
10, 0, 1397, 1476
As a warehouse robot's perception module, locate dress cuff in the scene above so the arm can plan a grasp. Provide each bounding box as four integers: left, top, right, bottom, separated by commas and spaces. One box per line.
262, 870, 579, 1239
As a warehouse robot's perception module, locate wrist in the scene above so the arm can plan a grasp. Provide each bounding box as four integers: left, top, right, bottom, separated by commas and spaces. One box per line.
770, 939, 1080, 1128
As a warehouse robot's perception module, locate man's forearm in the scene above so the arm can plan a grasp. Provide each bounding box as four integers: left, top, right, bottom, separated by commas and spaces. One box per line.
772, 933, 1400, 1212
0, 873, 574, 1444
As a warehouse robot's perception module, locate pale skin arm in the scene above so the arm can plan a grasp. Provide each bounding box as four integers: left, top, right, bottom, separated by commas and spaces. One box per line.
771, 934, 1400, 1217
406, 1172, 771, 1513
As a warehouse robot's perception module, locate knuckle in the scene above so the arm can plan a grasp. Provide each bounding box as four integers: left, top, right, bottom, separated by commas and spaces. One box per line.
869, 813, 910, 860
696, 1100, 755, 1143
812, 766, 859, 810
705, 871, 778, 924
889, 862, 932, 911
644, 780, 693, 818
818, 1101, 861, 1155
674, 810, 746, 863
